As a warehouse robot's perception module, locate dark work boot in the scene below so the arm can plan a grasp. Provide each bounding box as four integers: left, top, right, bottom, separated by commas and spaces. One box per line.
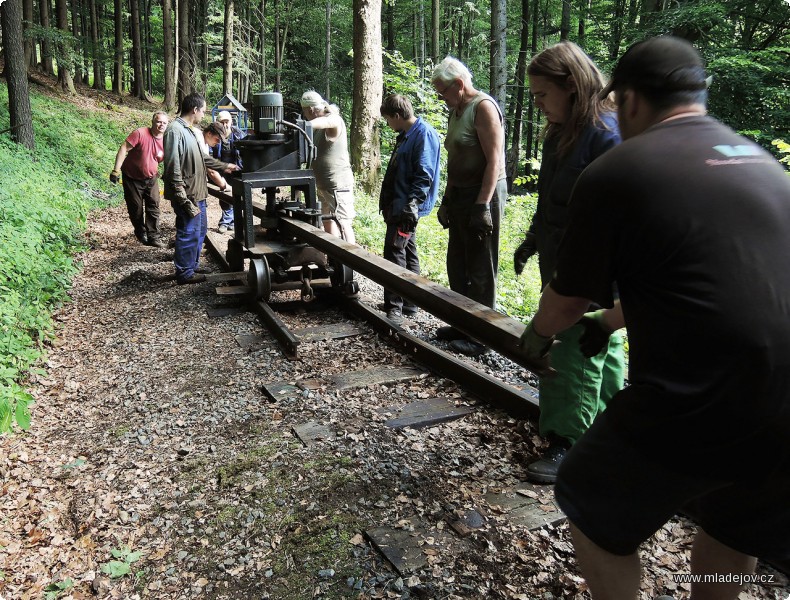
527, 440, 570, 484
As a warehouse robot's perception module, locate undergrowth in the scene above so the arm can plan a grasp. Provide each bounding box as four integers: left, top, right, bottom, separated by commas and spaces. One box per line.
0, 83, 142, 434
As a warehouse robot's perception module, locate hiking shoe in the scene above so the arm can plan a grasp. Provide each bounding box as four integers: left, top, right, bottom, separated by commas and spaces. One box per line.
177, 274, 207, 285
436, 326, 467, 341
135, 233, 149, 245
526, 443, 568, 484
448, 339, 489, 357
147, 236, 166, 248
195, 266, 214, 274
387, 308, 404, 325
218, 224, 231, 233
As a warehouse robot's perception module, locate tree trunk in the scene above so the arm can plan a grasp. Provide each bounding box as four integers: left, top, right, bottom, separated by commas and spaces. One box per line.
489, 0, 506, 111
578, 0, 588, 44
325, 0, 331, 98
608, 0, 625, 61
419, 0, 425, 76
223, 0, 234, 94
259, 0, 266, 89
431, 0, 438, 63
350, 0, 382, 193
39, 0, 53, 74
506, 0, 530, 189
71, 0, 82, 82
144, 0, 152, 94
560, 0, 571, 40
81, 11, 90, 83
113, 0, 123, 93
384, 0, 394, 53
55, 0, 76, 93
177, 0, 192, 100
274, 0, 280, 90
22, 0, 33, 70
89, 0, 101, 88
2, 0, 36, 149
130, 0, 145, 97
526, 0, 538, 160
162, 0, 176, 109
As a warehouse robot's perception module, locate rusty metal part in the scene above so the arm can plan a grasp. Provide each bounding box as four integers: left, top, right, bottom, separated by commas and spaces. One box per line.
279, 217, 553, 378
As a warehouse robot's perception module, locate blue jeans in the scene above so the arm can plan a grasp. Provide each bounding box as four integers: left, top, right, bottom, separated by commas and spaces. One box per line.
174, 200, 207, 281
218, 200, 234, 227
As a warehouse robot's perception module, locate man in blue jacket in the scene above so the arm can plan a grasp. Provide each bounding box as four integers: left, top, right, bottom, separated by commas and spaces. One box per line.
379, 94, 441, 324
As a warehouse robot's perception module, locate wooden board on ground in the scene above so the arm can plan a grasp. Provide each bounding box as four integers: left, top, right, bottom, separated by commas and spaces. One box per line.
376, 397, 474, 429
216, 285, 252, 296
292, 322, 364, 342
364, 525, 430, 575
484, 484, 565, 531
328, 366, 426, 391
292, 421, 335, 445
236, 334, 268, 349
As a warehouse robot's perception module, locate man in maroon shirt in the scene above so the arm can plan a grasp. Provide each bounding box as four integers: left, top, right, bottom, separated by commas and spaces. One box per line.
111, 112, 169, 247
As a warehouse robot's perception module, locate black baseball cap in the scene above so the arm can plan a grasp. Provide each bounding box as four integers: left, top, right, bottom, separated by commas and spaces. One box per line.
601, 36, 707, 98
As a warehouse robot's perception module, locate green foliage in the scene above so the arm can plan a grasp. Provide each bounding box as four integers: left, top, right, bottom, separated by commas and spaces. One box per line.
0, 83, 126, 435
44, 578, 74, 600
101, 545, 143, 578
773, 139, 790, 171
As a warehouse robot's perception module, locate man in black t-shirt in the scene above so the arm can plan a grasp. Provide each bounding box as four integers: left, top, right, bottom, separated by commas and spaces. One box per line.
519, 36, 790, 599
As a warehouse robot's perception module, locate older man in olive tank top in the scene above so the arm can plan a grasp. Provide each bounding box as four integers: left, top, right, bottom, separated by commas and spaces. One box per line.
431, 56, 508, 357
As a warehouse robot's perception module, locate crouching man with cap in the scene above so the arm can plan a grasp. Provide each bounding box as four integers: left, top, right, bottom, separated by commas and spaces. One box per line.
519, 36, 790, 599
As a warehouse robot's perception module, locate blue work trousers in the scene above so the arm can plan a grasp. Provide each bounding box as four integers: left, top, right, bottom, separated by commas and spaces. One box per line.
174, 200, 207, 282
218, 200, 234, 227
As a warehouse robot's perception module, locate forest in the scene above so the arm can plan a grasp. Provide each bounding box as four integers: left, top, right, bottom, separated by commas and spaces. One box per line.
1, 0, 789, 183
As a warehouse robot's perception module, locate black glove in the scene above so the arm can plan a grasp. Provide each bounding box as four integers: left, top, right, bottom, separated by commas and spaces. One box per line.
469, 203, 493, 240
514, 232, 537, 275
109, 170, 121, 184
577, 310, 613, 358
436, 203, 450, 229
518, 320, 555, 364
392, 228, 411, 250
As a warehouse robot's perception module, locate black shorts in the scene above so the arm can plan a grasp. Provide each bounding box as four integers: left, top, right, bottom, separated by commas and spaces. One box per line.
555, 410, 790, 560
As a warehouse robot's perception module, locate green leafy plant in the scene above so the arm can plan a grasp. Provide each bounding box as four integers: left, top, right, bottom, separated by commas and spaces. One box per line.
772, 139, 790, 170
101, 545, 144, 579
44, 578, 74, 600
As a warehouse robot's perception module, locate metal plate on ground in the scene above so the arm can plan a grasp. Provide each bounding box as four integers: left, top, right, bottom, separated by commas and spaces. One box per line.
292, 421, 335, 445
207, 306, 246, 317
377, 397, 474, 429
292, 322, 364, 342
364, 525, 430, 575
262, 382, 301, 403
236, 334, 268, 349
484, 485, 565, 530
328, 366, 426, 391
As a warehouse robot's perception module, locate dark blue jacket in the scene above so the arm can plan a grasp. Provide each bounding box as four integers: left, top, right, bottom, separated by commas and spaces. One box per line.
211, 126, 246, 168
380, 117, 441, 222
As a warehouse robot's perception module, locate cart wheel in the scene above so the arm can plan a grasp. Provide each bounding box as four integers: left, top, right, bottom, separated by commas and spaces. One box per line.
329, 259, 354, 291
248, 257, 272, 302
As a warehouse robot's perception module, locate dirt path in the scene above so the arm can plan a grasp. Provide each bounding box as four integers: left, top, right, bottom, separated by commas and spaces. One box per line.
1, 204, 788, 600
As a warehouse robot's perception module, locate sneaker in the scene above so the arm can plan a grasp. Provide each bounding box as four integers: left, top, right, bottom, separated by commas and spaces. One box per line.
147, 236, 166, 248
449, 339, 488, 357
195, 266, 214, 274
218, 224, 231, 233
526, 443, 568, 484
387, 308, 404, 325
176, 274, 207, 285
436, 326, 467, 341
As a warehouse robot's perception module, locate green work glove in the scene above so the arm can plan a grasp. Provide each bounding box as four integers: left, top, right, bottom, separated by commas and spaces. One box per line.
577, 309, 613, 358
175, 188, 201, 218
513, 232, 537, 275
469, 203, 493, 240
518, 320, 555, 362
109, 170, 121, 184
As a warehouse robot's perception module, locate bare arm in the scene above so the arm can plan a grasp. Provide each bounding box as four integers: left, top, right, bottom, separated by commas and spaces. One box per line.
307, 113, 343, 141
532, 285, 593, 337
473, 99, 504, 205
113, 140, 133, 173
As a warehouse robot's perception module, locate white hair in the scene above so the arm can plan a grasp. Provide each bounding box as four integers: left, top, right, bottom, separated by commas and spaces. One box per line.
431, 56, 473, 87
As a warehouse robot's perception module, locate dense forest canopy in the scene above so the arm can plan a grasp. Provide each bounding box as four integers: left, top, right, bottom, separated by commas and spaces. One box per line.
1, 0, 789, 171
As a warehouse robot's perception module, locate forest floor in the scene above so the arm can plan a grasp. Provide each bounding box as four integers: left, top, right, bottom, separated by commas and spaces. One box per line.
2, 79, 790, 600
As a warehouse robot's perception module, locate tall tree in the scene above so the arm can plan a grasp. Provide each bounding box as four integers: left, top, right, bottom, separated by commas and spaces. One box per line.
506, 0, 530, 187
113, 0, 123, 93
163, 0, 176, 109
55, 0, 77, 93
2, 0, 36, 149
431, 0, 439, 63
350, 0, 382, 192
130, 0, 146, 98
223, 0, 234, 94
490, 0, 507, 110
88, 0, 101, 88
560, 0, 571, 40
70, 0, 82, 82
39, 0, 54, 74
22, 0, 33, 70
325, 0, 331, 97
177, 0, 193, 99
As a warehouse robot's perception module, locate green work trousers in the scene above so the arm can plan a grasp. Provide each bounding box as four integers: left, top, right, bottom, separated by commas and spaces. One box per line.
538, 324, 625, 445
